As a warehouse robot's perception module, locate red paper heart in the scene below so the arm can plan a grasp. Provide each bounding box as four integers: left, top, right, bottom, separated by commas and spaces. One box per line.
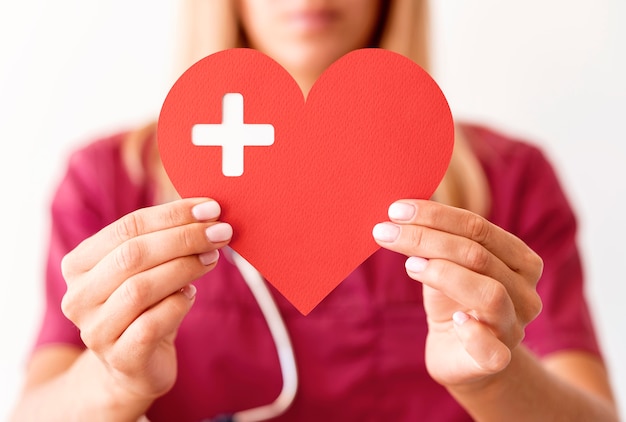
158, 48, 453, 315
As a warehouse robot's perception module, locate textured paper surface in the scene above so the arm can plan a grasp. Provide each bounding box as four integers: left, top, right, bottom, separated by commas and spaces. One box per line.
158, 48, 454, 315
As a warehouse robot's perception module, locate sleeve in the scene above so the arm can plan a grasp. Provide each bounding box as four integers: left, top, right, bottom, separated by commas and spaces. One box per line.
33, 146, 112, 350
513, 145, 601, 358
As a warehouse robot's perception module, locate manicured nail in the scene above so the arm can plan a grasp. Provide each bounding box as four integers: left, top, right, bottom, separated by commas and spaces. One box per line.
405, 256, 428, 273
182, 284, 197, 300
453, 311, 470, 326
205, 223, 233, 243
372, 222, 400, 242
199, 249, 219, 266
192, 201, 221, 221
388, 202, 415, 221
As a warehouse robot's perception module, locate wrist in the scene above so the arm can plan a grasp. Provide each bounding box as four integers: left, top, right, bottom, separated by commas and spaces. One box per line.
101, 377, 154, 420
70, 350, 154, 421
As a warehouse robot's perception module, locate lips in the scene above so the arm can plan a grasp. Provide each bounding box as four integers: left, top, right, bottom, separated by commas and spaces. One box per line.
287, 9, 340, 34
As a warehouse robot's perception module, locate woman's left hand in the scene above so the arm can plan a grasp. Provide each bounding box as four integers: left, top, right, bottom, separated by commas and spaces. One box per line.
373, 199, 544, 388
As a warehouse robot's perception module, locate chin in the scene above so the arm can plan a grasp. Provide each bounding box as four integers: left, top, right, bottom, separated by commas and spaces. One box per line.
280, 44, 357, 77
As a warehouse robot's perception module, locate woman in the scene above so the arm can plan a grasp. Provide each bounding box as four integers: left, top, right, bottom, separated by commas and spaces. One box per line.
11, 0, 618, 421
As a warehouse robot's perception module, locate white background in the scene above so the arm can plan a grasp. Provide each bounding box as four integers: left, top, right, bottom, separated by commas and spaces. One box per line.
1, 1, 624, 419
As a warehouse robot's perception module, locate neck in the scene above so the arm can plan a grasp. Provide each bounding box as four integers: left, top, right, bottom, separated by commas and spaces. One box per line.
290, 68, 323, 99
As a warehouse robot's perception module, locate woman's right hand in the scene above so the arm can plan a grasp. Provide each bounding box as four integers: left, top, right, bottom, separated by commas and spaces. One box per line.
60, 198, 232, 406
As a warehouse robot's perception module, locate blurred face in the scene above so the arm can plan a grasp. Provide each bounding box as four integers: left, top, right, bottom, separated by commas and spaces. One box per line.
237, 0, 382, 92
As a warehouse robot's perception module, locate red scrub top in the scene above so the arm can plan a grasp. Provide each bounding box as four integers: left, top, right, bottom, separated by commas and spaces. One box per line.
35, 124, 601, 421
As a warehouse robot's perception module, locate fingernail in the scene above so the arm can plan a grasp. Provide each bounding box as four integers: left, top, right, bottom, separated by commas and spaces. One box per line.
205, 223, 233, 243
199, 249, 219, 266
182, 284, 197, 300
453, 311, 470, 326
192, 201, 221, 221
372, 222, 400, 242
388, 202, 415, 221
405, 256, 428, 273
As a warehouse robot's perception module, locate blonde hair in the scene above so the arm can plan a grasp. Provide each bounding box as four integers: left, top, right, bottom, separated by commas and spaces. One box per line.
124, 0, 490, 215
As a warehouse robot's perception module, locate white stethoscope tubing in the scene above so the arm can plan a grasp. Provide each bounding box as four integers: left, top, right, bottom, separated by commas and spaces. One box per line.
230, 252, 299, 422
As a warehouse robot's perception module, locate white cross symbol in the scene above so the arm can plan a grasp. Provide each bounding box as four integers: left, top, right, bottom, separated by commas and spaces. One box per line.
192, 93, 275, 177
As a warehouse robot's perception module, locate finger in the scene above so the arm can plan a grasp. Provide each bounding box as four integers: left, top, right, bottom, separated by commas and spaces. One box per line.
63, 220, 231, 311
96, 221, 232, 279
373, 221, 542, 323
108, 286, 197, 375
387, 200, 543, 281
62, 198, 221, 276
452, 311, 511, 375
405, 257, 519, 341
374, 221, 511, 283
86, 251, 220, 344
92, 221, 231, 300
